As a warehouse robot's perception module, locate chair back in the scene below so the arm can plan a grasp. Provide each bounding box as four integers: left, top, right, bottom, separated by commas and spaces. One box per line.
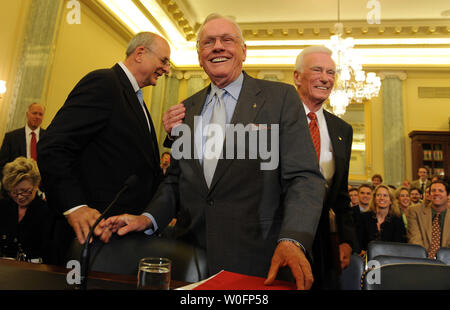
436, 247, 450, 265
371, 255, 444, 266
66, 233, 208, 283
339, 254, 365, 290
362, 263, 450, 290
367, 241, 427, 261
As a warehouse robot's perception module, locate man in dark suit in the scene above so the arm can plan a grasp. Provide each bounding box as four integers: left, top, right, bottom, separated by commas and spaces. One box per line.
104, 14, 325, 290
293, 46, 357, 289
0, 102, 45, 180
411, 167, 431, 195
37, 32, 170, 249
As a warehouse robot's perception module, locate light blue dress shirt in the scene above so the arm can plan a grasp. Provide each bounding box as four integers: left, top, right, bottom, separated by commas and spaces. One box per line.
143, 73, 244, 234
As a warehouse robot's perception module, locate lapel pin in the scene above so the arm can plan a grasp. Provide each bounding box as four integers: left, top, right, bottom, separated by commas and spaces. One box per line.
253, 103, 257, 108
338, 136, 342, 141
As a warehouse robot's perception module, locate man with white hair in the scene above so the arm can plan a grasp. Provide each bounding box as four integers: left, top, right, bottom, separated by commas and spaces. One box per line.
293, 46, 356, 289
105, 14, 325, 290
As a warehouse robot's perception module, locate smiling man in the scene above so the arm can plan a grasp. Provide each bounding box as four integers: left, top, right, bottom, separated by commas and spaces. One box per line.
105, 14, 325, 290
293, 46, 357, 289
407, 180, 450, 258
37, 32, 169, 264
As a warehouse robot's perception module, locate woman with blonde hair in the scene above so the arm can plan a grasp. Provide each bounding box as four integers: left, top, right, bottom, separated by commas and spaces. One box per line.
395, 186, 411, 228
0, 157, 53, 262
357, 184, 407, 255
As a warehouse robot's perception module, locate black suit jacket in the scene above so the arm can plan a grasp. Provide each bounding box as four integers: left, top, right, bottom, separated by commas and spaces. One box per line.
0, 127, 46, 180
37, 64, 162, 216
146, 72, 326, 277
358, 211, 407, 251
311, 109, 357, 289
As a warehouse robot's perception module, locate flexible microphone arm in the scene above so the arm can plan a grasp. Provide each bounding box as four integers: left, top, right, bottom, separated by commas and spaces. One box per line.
79, 175, 139, 290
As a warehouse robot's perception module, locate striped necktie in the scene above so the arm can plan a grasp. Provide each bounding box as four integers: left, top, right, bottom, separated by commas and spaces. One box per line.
308, 112, 321, 162
203, 88, 226, 188
30, 131, 37, 161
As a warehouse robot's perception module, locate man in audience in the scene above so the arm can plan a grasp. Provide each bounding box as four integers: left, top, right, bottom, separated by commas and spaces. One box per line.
160, 151, 171, 175
349, 187, 359, 207
407, 180, 450, 258
411, 167, 431, 195
103, 13, 325, 290
351, 184, 372, 253
292, 46, 356, 289
371, 174, 383, 189
37, 32, 169, 261
410, 187, 423, 206
0, 103, 46, 180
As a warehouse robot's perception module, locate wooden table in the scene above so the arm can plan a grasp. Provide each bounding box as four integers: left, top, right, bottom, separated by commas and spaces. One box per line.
0, 258, 188, 290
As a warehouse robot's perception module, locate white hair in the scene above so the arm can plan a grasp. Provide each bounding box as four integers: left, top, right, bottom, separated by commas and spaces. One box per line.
196, 13, 245, 50
295, 46, 333, 72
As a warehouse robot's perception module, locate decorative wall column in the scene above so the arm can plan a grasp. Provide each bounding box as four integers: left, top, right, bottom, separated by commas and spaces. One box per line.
380, 71, 407, 186
185, 71, 209, 97
6, 0, 63, 131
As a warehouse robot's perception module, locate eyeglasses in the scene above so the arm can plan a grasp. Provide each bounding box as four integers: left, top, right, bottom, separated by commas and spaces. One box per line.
11, 188, 34, 197
144, 47, 170, 68
197, 34, 241, 50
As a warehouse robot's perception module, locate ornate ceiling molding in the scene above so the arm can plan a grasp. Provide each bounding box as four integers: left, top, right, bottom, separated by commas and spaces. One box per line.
156, 0, 199, 41
239, 20, 450, 41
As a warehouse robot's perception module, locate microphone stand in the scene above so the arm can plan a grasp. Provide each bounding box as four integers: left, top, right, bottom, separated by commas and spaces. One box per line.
79, 175, 138, 290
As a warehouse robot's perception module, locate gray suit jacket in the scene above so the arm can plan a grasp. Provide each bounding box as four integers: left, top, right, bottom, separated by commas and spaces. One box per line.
146, 72, 325, 277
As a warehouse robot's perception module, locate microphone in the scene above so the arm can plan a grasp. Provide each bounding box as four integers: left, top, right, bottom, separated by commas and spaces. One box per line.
79, 175, 139, 290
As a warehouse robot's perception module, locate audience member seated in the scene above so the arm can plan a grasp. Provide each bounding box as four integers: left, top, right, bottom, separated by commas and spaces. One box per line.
409, 187, 423, 207
160, 151, 171, 175
371, 174, 383, 189
402, 179, 411, 189
407, 180, 450, 258
351, 184, 372, 222
395, 186, 411, 229
348, 187, 359, 208
0, 157, 53, 263
357, 184, 406, 257
424, 185, 431, 207
411, 167, 431, 195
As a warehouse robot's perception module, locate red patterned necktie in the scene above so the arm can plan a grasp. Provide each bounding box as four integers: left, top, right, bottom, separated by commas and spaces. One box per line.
308, 112, 320, 161
428, 212, 441, 258
30, 131, 37, 161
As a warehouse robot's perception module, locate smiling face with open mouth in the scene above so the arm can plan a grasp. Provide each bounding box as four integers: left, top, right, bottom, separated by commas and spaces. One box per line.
294, 52, 336, 109
134, 36, 171, 88
197, 18, 247, 88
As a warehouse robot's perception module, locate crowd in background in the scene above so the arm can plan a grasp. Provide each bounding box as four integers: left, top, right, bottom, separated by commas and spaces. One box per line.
348, 169, 450, 259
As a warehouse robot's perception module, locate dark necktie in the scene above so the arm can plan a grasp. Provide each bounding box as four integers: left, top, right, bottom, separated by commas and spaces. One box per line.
428, 212, 441, 258
30, 131, 37, 161
308, 112, 320, 161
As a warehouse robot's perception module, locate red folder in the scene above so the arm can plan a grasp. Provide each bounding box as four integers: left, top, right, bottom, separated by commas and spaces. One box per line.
193, 270, 296, 290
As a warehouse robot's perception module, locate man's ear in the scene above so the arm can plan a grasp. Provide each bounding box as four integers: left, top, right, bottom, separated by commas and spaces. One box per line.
241, 43, 247, 62
293, 70, 302, 87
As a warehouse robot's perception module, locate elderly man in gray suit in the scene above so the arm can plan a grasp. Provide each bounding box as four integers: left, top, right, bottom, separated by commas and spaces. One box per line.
103, 13, 325, 290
